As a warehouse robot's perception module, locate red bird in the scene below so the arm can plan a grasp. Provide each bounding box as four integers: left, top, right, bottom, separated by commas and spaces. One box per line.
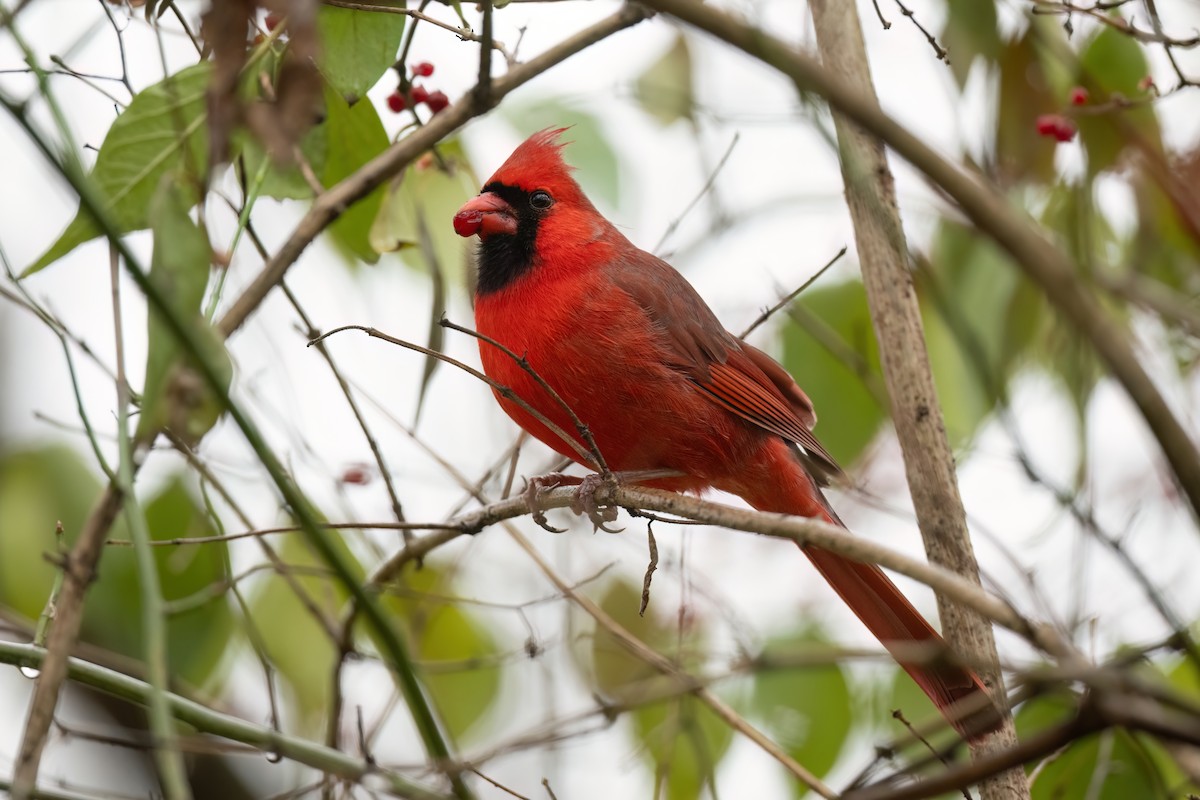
454, 129, 999, 738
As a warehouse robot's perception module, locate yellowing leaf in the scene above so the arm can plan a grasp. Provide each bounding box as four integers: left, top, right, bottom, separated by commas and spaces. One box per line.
368, 139, 478, 281
635, 33, 695, 125
995, 31, 1057, 185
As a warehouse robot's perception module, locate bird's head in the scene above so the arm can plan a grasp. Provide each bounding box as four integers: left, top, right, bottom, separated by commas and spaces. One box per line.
454, 128, 609, 294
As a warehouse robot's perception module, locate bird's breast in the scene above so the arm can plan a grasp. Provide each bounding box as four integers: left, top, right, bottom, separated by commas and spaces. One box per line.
473, 272, 757, 483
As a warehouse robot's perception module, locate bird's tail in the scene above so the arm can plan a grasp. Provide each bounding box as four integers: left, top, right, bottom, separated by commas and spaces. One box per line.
747, 443, 1001, 739
800, 522, 1002, 740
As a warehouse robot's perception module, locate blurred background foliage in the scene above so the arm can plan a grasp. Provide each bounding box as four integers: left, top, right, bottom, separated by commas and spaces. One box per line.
1, 0, 1198, 798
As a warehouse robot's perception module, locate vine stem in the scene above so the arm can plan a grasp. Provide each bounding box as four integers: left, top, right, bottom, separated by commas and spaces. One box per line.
110, 244, 191, 798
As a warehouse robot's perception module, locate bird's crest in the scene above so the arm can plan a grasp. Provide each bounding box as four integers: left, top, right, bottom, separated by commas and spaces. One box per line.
486, 127, 577, 193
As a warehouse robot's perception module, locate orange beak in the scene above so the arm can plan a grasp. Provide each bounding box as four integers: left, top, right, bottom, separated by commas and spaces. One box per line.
453, 192, 518, 239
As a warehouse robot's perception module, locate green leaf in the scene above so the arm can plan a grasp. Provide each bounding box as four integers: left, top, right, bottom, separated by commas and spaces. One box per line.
1131, 153, 1200, 292
1013, 688, 1078, 738
941, 0, 1001, 88
750, 630, 852, 787
25, 63, 212, 276
780, 279, 886, 467
635, 33, 695, 124
316, 3, 405, 101
579, 578, 677, 694
576, 579, 730, 799
886, 663, 956, 746
368, 139, 478, 281
238, 120, 329, 201
500, 101, 622, 209
1015, 689, 1182, 800
1167, 652, 1200, 698
0, 447, 103, 620
322, 86, 390, 264
252, 527, 364, 719
88, 476, 235, 685
368, 139, 474, 419
917, 220, 1040, 446
1077, 25, 1161, 175
383, 564, 502, 741
633, 696, 732, 800
136, 175, 230, 444
1040, 182, 1118, 277
1037, 185, 1113, 461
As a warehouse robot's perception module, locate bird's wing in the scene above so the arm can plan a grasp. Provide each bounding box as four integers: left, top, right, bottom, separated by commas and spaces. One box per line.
609, 250, 842, 481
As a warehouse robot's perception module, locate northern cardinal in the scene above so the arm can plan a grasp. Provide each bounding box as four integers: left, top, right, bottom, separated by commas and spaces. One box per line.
454, 129, 1000, 738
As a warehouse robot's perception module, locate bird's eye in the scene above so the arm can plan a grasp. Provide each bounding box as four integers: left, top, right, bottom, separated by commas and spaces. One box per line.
529, 190, 554, 210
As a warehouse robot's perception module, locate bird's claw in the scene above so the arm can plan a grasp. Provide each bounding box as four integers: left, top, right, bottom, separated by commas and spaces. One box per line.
523, 473, 577, 533
522, 471, 623, 533
570, 472, 623, 533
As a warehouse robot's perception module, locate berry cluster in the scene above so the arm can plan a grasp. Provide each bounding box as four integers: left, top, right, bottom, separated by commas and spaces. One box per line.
1035, 77, 1154, 144
1036, 113, 1077, 143
248, 10, 283, 47
386, 62, 450, 116
1034, 85, 1089, 143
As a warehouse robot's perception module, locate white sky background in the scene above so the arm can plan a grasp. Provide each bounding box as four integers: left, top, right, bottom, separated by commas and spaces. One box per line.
1, 0, 1199, 797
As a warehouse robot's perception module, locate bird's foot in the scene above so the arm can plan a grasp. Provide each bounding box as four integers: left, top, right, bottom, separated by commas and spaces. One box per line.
570, 472, 623, 533
522, 473, 580, 533
522, 471, 624, 533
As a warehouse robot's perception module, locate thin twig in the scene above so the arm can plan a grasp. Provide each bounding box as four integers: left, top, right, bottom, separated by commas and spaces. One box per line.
110, 244, 191, 799
440, 317, 610, 473
653, 133, 740, 253
323, 0, 514, 61
641, 0, 1200, 562
890, 0, 948, 61
216, 4, 653, 339
310, 324, 598, 468
283, 282, 408, 526
739, 245, 847, 338
0, 641, 456, 800
474, 0, 494, 109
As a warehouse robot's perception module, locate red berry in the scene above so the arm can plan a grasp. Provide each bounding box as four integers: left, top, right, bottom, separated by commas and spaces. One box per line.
340, 464, 372, 486
425, 90, 450, 113
412, 61, 435, 77
264, 12, 282, 31
1052, 118, 1077, 142
1035, 114, 1077, 142
386, 92, 406, 113
1069, 86, 1088, 105
410, 84, 429, 104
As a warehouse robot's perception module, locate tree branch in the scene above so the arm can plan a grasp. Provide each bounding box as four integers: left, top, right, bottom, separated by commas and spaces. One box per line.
216, 3, 652, 339
638, 0, 1200, 525
806, 0, 1026, 796
0, 641, 455, 800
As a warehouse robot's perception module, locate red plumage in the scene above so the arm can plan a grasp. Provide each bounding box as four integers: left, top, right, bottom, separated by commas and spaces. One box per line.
455, 129, 1000, 739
